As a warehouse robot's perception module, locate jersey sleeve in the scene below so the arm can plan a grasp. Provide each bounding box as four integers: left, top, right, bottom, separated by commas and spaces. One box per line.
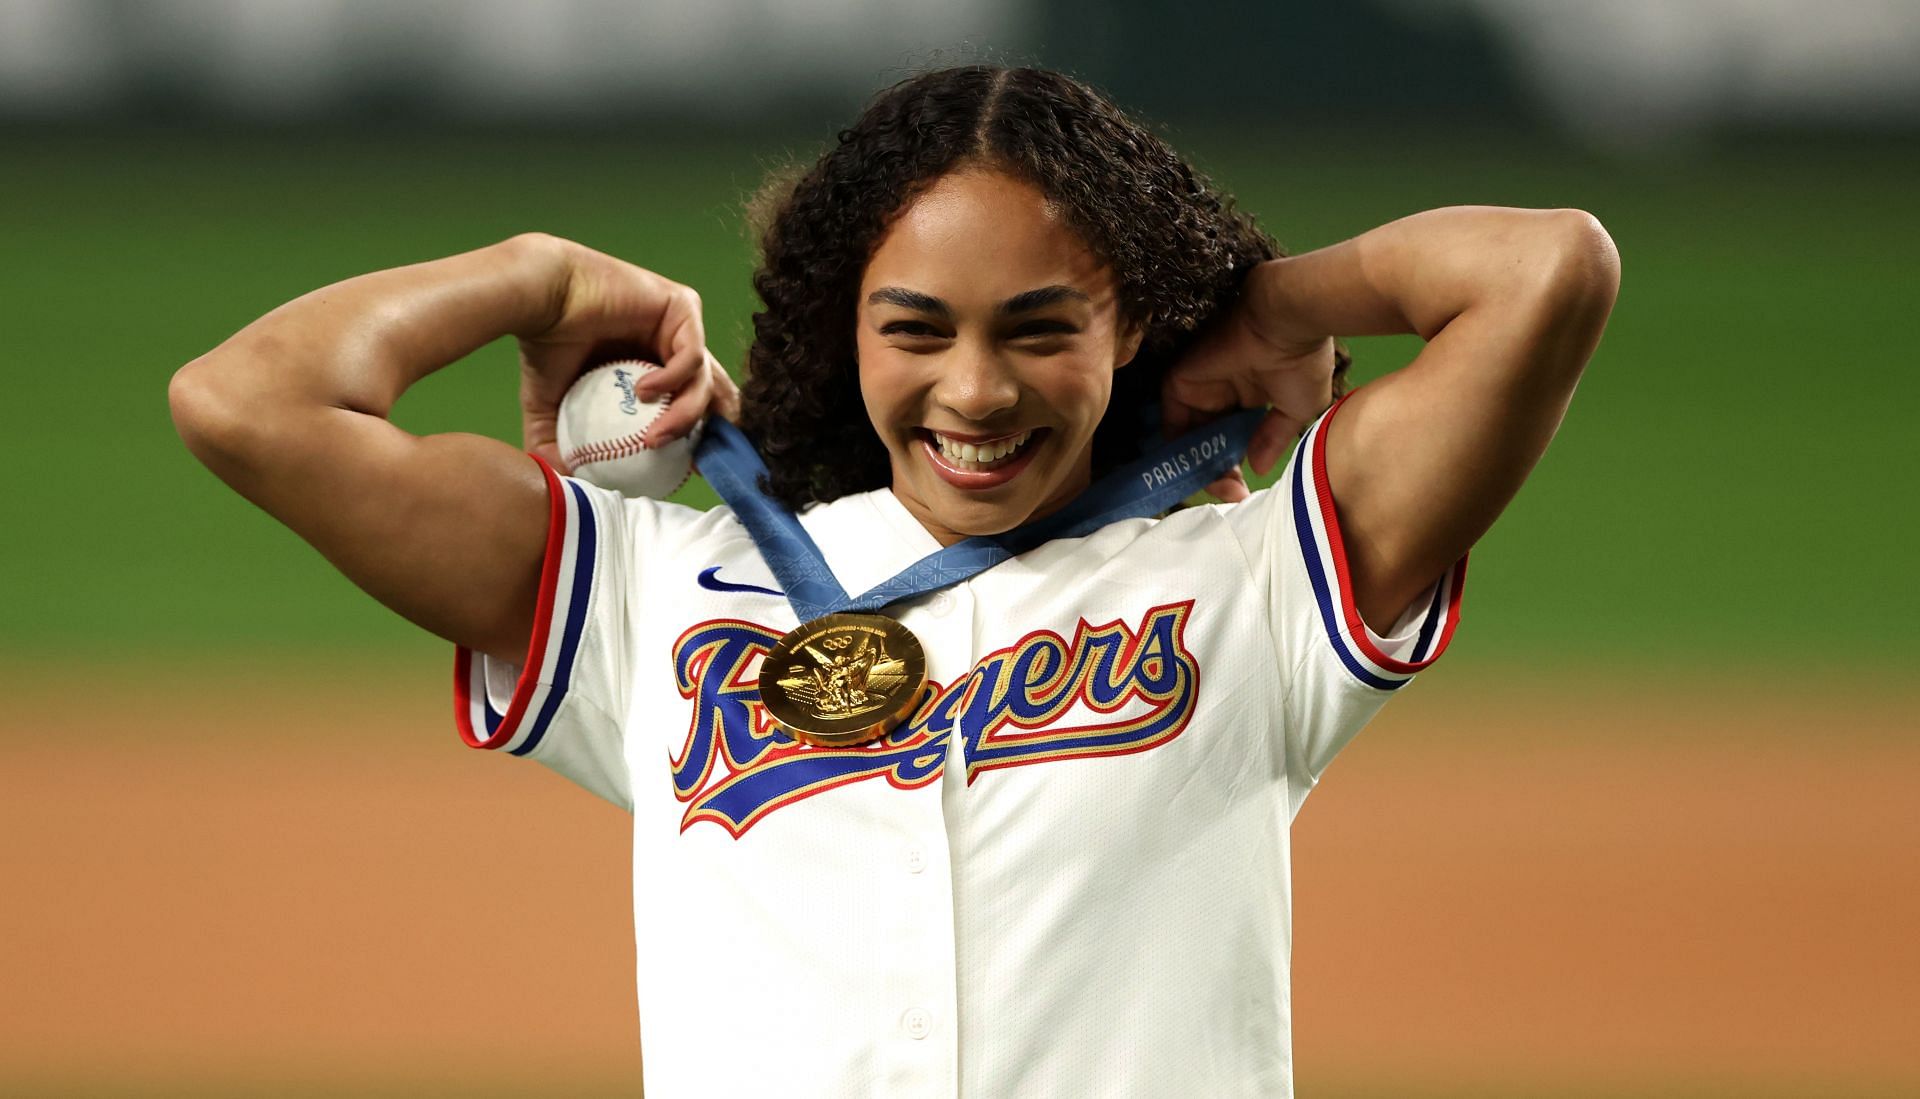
1224, 396, 1468, 817
452, 454, 634, 810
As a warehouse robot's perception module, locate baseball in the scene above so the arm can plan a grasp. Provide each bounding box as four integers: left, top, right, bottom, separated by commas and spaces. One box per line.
556, 359, 699, 498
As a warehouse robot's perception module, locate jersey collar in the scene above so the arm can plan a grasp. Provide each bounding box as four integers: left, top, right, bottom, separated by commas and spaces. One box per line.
792, 487, 945, 602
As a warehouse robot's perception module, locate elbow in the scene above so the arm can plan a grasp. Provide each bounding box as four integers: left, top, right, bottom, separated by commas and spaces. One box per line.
1490, 211, 1620, 394
169, 353, 267, 474
1494, 210, 1621, 388
1538, 209, 1621, 325
170, 357, 216, 452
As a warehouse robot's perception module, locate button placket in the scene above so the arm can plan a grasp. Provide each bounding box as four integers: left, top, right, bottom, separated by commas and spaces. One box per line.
882, 588, 962, 1077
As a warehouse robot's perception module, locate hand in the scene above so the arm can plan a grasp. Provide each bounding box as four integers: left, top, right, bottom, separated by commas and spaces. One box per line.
514, 237, 741, 471
1161, 260, 1337, 502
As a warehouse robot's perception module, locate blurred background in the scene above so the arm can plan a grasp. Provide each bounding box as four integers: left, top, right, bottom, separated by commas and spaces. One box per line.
2, 1, 1915, 1095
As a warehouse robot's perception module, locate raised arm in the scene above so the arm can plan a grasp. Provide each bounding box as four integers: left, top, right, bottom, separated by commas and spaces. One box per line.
168, 233, 723, 662
1167, 206, 1621, 627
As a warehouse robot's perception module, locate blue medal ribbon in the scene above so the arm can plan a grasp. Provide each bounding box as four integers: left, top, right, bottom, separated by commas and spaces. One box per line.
695, 410, 1264, 622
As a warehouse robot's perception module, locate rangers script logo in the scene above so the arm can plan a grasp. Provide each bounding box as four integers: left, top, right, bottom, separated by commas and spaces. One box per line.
669, 601, 1202, 837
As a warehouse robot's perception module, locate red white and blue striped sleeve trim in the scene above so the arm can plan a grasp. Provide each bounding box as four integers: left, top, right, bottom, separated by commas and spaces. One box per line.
1289, 396, 1468, 691
453, 455, 599, 757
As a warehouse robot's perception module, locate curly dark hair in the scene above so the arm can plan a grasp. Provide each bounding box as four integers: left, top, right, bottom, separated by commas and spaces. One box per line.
740, 64, 1350, 509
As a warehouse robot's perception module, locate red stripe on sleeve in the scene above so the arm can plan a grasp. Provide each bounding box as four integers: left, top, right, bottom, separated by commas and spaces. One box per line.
1308, 397, 1465, 676
454, 453, 570, 749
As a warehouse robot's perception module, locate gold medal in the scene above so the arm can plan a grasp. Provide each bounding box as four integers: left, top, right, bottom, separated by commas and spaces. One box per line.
759, 612, 927, 747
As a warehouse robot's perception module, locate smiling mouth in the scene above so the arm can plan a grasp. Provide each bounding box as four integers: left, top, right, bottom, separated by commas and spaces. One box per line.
923, 428, 1037, 470
915, 427, 1048, 489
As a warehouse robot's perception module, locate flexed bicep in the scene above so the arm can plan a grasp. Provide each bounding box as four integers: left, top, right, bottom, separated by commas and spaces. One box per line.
1321, 210, 1620, 628
171, 233, 705, 664
171, 341, 553, 665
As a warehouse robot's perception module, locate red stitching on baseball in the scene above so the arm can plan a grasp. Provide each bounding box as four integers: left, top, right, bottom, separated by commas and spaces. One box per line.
564, 392, 674, 470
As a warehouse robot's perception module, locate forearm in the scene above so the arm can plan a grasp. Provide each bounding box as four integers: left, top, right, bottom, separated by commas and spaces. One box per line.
176, 232, 562, 433
1256, 206, 1617, 351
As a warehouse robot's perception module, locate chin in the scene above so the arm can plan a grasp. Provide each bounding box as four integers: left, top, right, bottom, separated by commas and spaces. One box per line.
931, 494, 1039, 536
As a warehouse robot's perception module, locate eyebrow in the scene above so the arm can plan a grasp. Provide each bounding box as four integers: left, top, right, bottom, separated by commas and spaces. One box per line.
866, 285, 1091, 319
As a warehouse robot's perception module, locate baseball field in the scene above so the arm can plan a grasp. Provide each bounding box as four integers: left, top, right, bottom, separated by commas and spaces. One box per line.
3, 129, 1915, 1096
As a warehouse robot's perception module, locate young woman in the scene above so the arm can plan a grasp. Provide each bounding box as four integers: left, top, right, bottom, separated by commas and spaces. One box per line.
171, 66, 1617, 1098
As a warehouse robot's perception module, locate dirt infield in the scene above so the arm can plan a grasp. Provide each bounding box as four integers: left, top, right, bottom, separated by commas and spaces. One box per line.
3, 667, 1916, 1096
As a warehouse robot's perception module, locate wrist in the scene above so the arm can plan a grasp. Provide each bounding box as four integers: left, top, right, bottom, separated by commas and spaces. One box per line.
494, 232, 576, 340
1246, 257, 1336, 352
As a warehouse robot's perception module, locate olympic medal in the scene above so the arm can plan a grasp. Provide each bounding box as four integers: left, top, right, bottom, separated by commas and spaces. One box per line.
759, 612, 927, 747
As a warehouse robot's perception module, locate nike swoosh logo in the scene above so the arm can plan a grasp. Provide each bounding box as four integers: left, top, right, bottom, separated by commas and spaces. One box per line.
698, 566, 785, 597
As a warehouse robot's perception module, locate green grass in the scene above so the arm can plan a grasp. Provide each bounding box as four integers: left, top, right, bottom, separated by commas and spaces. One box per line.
4, 129, 1913, 675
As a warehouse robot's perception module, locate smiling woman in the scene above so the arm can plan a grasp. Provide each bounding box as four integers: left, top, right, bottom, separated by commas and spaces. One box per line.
854, 169, 1142, 544
169, 63, 1615, 1099
738, 65, 1352, 517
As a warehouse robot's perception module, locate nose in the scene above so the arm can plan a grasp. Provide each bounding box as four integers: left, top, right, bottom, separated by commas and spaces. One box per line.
931, 339, 1020, 423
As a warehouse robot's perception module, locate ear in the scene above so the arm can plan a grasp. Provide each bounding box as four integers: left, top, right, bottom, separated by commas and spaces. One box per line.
1115, 314, 1148, 370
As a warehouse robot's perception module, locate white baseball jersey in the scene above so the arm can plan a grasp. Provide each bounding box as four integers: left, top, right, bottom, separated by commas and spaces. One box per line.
453, 401, 1465, 1097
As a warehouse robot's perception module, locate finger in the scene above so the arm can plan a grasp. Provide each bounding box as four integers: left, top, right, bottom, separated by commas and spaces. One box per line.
530, 440, 567, 474
518, 353, 566, 454
636, 339, 702, 398
636, 290, 706, 397
1203, 467, 1251, 503
1161, 398, 1194, 438
1248, 408, 1304, 476
1263, 344, 1337, 425
633, 321, 708, 441
707, 352, 743, 424
1161, 375, 1236, 438
523, 405, 559, 457
645, 359, 711, 445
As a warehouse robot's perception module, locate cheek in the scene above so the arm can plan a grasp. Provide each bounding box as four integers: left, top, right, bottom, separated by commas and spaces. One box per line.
1044, 353, 1118, 427
854, 346, 911, 447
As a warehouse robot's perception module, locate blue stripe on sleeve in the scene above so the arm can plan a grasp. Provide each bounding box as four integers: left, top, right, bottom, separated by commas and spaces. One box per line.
512, 480, 600, 757
1289, 438, 1404, 692
1410, 575, 1447, 663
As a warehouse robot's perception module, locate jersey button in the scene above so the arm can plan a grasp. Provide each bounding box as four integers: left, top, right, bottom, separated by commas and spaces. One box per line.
927, 591, 954, 617
904, 845, 927, 874
901, 1007, 933, 1040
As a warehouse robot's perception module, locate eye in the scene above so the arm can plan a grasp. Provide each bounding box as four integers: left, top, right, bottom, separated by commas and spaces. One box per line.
879, 320, 945, 338
1010, 320, 1078, 339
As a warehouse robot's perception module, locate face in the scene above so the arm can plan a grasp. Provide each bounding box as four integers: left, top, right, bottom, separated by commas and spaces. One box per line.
856, 168, 1142, 546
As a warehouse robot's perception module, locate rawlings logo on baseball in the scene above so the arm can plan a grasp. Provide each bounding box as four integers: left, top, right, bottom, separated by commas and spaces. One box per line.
668, 601, 1201, 837
556, 359, 701, 498
613, 367, 640, 414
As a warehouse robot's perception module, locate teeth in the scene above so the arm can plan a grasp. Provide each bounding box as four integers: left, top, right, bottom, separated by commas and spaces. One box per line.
932, 429, 1033, 470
